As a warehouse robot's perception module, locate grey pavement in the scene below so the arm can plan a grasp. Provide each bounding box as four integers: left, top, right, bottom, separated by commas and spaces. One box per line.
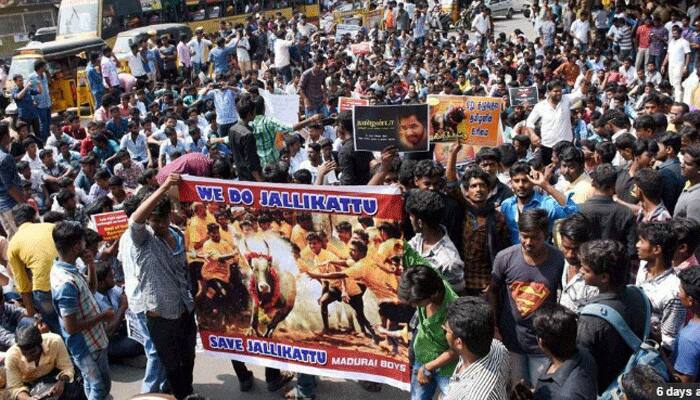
111, 355, 406, 399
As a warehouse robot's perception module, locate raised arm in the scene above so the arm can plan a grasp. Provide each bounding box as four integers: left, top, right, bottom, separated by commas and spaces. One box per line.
131, 173, 180, 224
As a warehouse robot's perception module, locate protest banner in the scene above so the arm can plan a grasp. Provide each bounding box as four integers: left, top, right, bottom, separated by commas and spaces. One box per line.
91, 210, 128, 241
261, 91, 300, 126
335, 23, 362, 40
427, 95, 501, 147
338, 96, 369, 112
178, 176, 410, 390
508, 85, 538, 107
353, 104, 430, 152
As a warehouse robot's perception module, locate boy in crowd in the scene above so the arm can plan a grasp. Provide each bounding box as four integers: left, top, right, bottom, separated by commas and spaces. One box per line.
406, 190, 465, 294
671, 218, 700, 271
675, 267, 700, 383
443, 296, 510, 400
577, 240, 646, 394
398, 265, 458, 400
50, 221, 112, 399
558, 213, 598, 312
635, 221, 686, 353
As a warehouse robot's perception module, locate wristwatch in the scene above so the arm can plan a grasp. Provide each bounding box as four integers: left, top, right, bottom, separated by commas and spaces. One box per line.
422, 367, 434, 377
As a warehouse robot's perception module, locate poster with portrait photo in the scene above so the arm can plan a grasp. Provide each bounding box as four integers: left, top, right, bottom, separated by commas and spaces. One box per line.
352, 104, 430, 152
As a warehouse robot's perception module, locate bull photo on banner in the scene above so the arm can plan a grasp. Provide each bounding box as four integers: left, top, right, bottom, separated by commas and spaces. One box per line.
178, 176, 411, 390
427, 95, 501, 146
353, 104, 430, 152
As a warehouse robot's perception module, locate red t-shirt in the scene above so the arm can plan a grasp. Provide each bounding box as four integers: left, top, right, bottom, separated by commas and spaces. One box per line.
636, 24, 651, 49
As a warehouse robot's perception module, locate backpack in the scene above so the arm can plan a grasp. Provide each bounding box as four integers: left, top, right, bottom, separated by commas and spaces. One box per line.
579, 285, 670, 400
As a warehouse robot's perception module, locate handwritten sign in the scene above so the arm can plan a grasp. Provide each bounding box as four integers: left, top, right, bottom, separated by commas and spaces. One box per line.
91, 210, 128, 241
338, 97, 369, 112
427, 95, 501, 146
261, 92, 300, 126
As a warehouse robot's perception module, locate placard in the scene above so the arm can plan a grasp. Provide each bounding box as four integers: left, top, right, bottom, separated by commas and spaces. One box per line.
338, 96, 368, 112
353, 104, 430, 152
261, 91, 300, 126
427, 95, 501, 146
91, 210, 128, 241
508, 85, 538, 107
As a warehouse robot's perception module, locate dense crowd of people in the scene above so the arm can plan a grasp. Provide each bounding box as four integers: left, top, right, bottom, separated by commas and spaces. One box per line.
1, 0, 700, 399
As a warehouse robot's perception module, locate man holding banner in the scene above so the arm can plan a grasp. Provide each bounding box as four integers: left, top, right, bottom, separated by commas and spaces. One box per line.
129, 174, 196, 400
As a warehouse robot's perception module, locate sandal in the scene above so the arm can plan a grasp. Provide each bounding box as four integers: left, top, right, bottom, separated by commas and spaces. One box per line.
284, 387, 316, 399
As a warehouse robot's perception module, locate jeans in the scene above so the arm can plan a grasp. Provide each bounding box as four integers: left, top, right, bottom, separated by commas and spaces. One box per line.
296, 373, 317, 397
37, 107, 51, 142
92, 90, 104, 110
192, 62, 204, 76
304, 103, 328, 118
72, 348, 111, 400
136, 312, 169, 394
33, 290, 60, 334
410, 360, 450, 400
147, 311, 197, 400
279, 65, 292, 84
509, 352, 549, 387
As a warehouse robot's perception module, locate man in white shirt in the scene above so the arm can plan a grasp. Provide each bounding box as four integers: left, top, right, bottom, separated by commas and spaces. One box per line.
188, 27, 212, 76
471, 8, 491, 48
569, 12, 590, 49
273, 31, 293, 83
683, 63, 700, 108
663, 25, 691, 102
101, 47, 121, 96
125, 43, 147, 81
526, 80, 589, 164
619, 57, 636, 85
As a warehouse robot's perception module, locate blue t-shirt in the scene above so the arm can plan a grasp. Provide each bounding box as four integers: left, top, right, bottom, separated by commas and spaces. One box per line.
106, 118, 129, 140
674, 320, 700, 378
208, 45, 234, 75
12, 86, 38, 120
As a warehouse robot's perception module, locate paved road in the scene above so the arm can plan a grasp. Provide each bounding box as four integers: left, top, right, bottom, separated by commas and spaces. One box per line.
111, 354, 406, 399
493, 6, 536, 38
110, 8, 538, 400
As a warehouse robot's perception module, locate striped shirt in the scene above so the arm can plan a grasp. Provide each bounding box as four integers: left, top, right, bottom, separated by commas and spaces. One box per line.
635, 265, 686, 351
51, 260, 108, 358
250, 115, 293, 168
444, 339, 510, 400
129, 219, 193, 320
615, 25, 633, 51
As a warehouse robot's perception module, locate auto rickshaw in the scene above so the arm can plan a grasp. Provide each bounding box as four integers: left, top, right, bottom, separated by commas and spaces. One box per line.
5, 36, 106, 117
